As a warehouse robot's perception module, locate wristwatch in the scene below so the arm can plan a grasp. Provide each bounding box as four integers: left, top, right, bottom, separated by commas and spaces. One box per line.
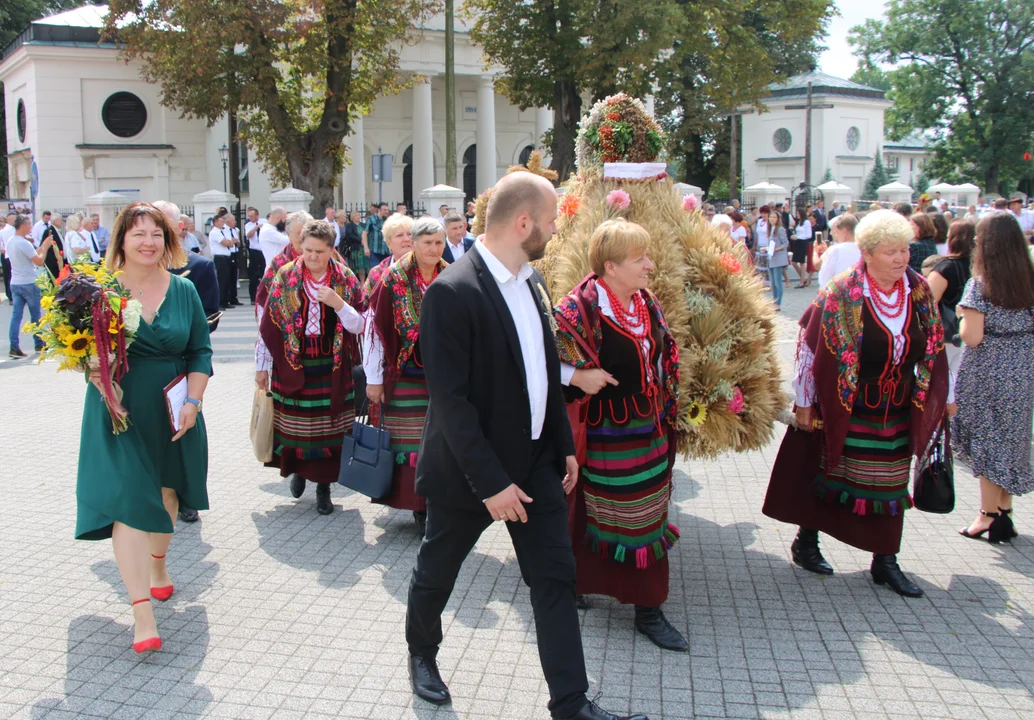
185, 398, 202, 410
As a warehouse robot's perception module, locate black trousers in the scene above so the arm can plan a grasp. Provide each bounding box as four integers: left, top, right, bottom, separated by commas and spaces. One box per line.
213, 255, 233, 308
248, 248, 264, 303
1, 253, 11, 301
229, 252, 240, 302
406, 440, 589, 718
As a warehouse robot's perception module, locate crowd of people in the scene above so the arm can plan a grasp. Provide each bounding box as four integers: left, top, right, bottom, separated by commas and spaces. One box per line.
6, 174, 1033, 720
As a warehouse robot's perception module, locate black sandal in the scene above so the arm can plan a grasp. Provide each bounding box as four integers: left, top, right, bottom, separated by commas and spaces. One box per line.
960, 510, 1004, 543
999, 507, 1018, 540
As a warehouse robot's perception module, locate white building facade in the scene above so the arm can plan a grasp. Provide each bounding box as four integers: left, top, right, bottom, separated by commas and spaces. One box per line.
739, 70, 932, 200
1, 5, 553, 213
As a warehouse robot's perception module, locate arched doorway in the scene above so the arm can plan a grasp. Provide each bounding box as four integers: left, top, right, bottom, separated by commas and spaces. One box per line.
518, 145, 536, 167
463, 144, 477, 203
403, 144, 438, 208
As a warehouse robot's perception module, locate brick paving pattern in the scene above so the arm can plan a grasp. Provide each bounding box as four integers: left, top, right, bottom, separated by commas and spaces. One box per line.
1, 283, 1032, 719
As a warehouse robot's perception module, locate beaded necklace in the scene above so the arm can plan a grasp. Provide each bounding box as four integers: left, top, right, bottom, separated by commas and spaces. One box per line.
598, 280, 650, 339
865, 270, 907, 319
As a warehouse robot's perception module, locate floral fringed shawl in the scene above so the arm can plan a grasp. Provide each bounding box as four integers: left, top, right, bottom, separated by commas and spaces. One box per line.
800, 263, 948, 471
368, 252, 449, 395
259, 258, 364, 412
554, 273, 680, 424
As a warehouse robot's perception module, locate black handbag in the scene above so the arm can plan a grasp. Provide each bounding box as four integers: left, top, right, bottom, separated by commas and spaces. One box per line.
913, 421, 955, 514
338, 401, 394, 499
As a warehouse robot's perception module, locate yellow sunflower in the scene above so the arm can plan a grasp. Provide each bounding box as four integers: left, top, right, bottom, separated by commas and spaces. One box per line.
687, 400, 708, 427
63, 330, 94, 359
40, 295, 54, 310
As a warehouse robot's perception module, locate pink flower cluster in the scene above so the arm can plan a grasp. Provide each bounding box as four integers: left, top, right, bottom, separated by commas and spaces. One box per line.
683, 194, 699, 212
727, 387, 744, 414
606, 189, 631, 210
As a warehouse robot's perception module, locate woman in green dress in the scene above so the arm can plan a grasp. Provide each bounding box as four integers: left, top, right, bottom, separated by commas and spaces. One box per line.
76, 202, 213, 654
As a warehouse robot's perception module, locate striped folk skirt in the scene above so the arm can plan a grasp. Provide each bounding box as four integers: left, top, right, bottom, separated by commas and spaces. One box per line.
270, 354, 354, 484
817, 382, 914, 517
570, 410, 677, 606
372, 360, 428, 512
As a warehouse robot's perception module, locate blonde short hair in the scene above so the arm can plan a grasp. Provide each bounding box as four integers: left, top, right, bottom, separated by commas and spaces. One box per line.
285, 211, 313, 234
66, 212, 84, 232
382, 213, 414, 243
855, 209, 913, 254
589, 219, 650, 276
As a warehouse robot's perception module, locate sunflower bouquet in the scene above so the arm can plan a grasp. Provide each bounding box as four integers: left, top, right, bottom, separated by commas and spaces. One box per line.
25, 262, 143, 433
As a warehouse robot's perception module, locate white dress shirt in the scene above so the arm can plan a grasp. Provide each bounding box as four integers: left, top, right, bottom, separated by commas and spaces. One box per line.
445, 238, 466, 262
228, 227, 240, 254
245, 220, 263, 250
31, 220, 48, 245
63, 229, 84, 263
475, 240, 549, 440
209, 227, 231, 257
0, 224, 14, 254
818, 242, 861, 288
85, 230, 102, 262
259, 224, 290, 267
182, 232, 200, 252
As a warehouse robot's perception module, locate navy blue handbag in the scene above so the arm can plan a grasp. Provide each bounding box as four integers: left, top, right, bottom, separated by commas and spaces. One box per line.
338, 401, 394, 499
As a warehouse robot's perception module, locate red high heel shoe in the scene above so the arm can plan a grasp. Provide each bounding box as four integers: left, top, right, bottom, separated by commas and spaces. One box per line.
131, 598, 162, 654
150, 554, 174, 601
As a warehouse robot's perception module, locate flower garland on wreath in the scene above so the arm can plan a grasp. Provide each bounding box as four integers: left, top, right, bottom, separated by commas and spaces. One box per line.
576, 93, 665, 172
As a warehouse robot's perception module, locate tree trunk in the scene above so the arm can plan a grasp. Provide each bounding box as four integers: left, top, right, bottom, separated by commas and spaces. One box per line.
286, 137, 341, 216
984, 161, 1000, 196
551, 80, 582, 183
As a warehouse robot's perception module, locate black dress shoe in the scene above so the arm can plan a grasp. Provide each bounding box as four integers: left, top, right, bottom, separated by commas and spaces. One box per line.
409, 655, 451, 705
634, 606, 688, 652
289, 474, 306, 498
178, 508, 200, 523
413, 510, 427, 537
315, 483, 334, 515
557, 700, 649, 720
871, 554, 923, 598
791, 527, 834, 575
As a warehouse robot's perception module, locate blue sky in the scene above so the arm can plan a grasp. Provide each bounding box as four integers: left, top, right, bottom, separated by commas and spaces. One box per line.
818, 1, 889, 79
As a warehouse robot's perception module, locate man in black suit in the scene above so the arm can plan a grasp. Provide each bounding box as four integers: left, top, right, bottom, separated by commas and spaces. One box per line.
406, 173, 648, 720
440, 213, 473, 264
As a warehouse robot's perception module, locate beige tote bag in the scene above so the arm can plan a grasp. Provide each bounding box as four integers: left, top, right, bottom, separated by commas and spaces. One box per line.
250, 388, 275, 463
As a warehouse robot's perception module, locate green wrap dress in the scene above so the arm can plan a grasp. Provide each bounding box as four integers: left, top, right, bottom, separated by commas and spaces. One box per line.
75, 273, 213, 540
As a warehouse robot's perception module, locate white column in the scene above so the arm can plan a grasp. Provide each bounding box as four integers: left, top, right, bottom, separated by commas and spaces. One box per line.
341, 115, 366, 204
535, 107, 553, 167
412, 77, 434, 197
476, 75, 497, 192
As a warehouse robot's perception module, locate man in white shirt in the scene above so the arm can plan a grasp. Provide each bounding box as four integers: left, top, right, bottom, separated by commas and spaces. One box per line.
7, 215, 55, 357
0, 213, 16, 303
441, 213, 472, 263
816, 213, 861, 288
31, 211, 51, 247
225, 214, 242, 306
245, 206, 266, 303
323, 207, 341, 246
933, 192, 948, 212
209, 213, 235, 309
91, 214, 111, 251
1008, 196, 1034, 242
259, 207, 289, 267
80, 215, 104, 263
404, 173, 641, 720
436, 204, 449, 226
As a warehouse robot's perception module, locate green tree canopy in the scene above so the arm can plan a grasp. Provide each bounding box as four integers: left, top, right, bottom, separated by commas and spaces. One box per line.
850, 0, 1034, 193
863, 151, 895, 199
105, 0, 440, 212
465, 0, 683, 182
654, 0, 834, 193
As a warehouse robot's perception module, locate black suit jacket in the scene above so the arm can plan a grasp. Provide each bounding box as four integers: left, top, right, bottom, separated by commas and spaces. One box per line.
416, 245, 575, 510
441, 236, 474, 265
171, 252, 221, 332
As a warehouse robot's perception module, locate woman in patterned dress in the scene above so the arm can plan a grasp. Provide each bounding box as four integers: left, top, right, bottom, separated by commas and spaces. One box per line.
763, 210, 949, 598
953, 213, 1034, 542
257, 220, 366, 515
553, 219, 686, 651
364, 217, 447, 535
363, 214, 413, 297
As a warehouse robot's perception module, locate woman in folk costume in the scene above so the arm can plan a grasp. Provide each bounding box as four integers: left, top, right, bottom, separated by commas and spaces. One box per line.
763, 210, 948, 598
255, 211, 310, 311
553, 219, 686, 651
364, 217, 448, 536
257, 219, 366, 515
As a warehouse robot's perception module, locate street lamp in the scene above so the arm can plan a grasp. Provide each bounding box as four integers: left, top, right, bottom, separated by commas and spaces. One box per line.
218, 144, 229, 192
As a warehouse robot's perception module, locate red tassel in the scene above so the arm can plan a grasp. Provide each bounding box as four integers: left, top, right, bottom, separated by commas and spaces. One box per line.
635, 547, 648, 569
409, 452, 418, 468
853, 498, 867, 516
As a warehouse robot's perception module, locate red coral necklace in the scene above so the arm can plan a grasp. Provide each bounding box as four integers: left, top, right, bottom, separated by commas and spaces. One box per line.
865, 270, 906, 319
599, 280, 650, 339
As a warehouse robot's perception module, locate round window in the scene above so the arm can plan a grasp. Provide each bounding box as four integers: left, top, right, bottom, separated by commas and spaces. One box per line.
846, 126, 861, 152
16, 99, 27, 143
773, 128, 792, 154
101, 92, 148, 138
